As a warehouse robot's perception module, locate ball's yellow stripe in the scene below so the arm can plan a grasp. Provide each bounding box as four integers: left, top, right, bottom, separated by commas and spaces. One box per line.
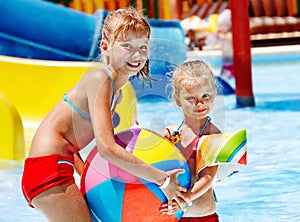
133, 129, 185, 164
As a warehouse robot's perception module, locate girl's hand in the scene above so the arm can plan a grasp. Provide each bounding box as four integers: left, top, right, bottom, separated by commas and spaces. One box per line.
160, 200, 181, 214
159, 169, 192, 214
160, 193, 192, 215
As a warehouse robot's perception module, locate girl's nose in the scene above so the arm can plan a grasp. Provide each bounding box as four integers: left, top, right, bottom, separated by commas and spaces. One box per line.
132, 46, 148, 59
132, 49, 142, 59
133, 49, 141, 57
195, 99, 204, 106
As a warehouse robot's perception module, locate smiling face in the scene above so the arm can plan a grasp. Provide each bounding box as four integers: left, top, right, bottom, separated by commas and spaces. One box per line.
173, 60, 216, 120
107, 33, 149, 77
100, 8, 150, 78
177, 78, 215, 120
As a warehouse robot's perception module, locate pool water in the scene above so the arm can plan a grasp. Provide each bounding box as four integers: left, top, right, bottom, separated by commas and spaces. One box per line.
1, 50, 300, 221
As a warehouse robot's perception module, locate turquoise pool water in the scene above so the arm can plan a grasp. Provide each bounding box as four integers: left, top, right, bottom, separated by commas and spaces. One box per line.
1, 48, 299, 221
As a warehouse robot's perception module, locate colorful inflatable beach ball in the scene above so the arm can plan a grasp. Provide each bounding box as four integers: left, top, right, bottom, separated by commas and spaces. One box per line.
80, 127, 191, 222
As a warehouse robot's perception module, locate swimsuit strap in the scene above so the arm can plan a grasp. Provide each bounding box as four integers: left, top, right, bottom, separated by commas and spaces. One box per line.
172, 116, 211, 137
213, 189, 218, 203
102, 65, 116, 107
172, 119, 185, 136
63, 93, 91, 121
199, 116, 211, 136
63, 66, 117, 121
102, 65, 116, 94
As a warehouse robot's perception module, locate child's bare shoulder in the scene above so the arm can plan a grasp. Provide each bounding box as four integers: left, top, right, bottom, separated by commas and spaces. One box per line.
209, 122, 222, 134
165, 123, 179, 131
162, 123, 180, 137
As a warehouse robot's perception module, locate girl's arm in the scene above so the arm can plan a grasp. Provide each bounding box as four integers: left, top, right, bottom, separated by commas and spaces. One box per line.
161, 165, 218, 214
188, 165, 218, 202
86, 71, 190, 207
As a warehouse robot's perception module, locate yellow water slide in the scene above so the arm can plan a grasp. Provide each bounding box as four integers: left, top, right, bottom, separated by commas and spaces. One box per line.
0, 55, 136, 160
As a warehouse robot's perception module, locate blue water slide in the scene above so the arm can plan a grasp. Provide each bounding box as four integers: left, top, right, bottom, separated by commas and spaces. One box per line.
0, 0, 188, 97
0, 0, 103, 60
0, 0, 186, 63
0, 1, 233, 96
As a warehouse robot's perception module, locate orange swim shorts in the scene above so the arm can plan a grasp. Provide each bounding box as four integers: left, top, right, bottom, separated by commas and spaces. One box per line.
21, 154, 75, 208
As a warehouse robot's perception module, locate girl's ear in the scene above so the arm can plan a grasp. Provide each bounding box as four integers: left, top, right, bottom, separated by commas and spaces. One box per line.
100, 40, 108, 53
174, 95, 181, 107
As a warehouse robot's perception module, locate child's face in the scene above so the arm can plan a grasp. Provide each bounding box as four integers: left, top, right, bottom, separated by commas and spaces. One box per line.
176, 79, 215, 120
107, 32, 149, 77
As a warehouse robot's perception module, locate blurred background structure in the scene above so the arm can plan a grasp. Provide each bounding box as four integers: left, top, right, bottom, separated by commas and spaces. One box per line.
2, 0, 299, 58
47, 0, 300, 50
0, 0, 299, 159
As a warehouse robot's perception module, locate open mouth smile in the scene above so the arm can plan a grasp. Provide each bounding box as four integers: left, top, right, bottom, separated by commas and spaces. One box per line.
127, 61, 141, 69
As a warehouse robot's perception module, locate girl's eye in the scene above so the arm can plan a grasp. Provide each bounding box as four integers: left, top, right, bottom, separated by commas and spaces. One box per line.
140, 45, 148, 52
202, 94, 210, 99
186, 96, 195, 101
122, 43, 132, 50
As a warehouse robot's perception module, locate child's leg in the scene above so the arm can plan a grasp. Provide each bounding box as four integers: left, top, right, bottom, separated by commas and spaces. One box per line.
32, 183, 92, 222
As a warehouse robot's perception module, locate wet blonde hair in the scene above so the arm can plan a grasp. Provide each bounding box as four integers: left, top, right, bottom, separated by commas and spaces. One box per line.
172, 60, 217, 99
101, 7, 152, 85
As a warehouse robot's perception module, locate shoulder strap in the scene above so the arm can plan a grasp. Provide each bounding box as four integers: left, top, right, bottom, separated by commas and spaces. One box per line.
63, 93, 91, 121
102, 66, 117, 107
102, 66, 116, 95
172, 120, 185, 136
199, 116, 211, 136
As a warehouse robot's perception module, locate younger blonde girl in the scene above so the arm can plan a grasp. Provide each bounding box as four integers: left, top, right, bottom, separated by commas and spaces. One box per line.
161, 60, 221, 221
